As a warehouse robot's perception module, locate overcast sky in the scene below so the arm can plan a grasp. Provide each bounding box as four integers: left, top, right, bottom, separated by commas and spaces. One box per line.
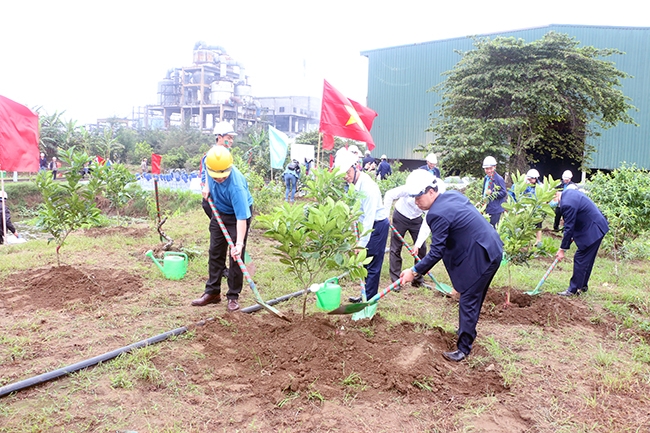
1, 0, 647, 124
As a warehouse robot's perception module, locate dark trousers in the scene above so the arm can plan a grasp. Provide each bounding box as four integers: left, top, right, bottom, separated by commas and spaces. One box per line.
553, 207, 562, 230
457, 256, 501, 355
389, 210, 425, 284
205, 211, 251, 300
568, 237, 603, 293
488, 212, 502, 228
363, 218, 389, 300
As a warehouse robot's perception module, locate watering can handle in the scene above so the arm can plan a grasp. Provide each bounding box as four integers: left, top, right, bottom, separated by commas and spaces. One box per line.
165, 251, 188, 262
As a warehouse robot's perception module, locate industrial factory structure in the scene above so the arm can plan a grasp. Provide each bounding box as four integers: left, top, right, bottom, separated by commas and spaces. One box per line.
145, 42, 320, 136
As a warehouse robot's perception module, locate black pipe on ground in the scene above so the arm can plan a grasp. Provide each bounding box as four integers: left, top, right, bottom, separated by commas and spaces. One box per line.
0, 284, 329, 398
0, 272, 355, 398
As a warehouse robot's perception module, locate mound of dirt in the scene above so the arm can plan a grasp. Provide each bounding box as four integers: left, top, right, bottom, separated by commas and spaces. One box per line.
1, 265, 143, 311
185, 313, 506, 416
481, 286, 615, 332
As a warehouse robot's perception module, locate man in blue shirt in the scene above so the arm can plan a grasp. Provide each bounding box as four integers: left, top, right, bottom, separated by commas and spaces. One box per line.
419, 153, 441, 179
481, 156, 507, 228
192, 146, 253, 312
376, 155, 392, 180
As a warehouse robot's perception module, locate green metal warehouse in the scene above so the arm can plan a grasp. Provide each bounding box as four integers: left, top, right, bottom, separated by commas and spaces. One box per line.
362, 24, 650, 175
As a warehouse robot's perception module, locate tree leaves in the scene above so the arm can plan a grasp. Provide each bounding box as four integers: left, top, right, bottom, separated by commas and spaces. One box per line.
428, 32, 637, 177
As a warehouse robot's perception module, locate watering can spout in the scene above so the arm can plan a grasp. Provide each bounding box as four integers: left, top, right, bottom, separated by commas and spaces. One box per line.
145, 250, 165, 275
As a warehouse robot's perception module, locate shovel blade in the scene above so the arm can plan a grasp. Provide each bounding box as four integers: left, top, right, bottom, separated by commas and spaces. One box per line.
327, 302, 373, 315
351, 303, 378, 321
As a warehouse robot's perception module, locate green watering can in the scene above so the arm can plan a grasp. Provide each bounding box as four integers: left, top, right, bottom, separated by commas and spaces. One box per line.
315, 277, 342, 311
145, 250, 188, 280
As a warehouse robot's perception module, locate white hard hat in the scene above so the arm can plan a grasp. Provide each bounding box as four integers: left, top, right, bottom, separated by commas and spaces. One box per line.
426, 153, 437, 164
381, 154, 387, 160
213, 121, 237, 136
405, 169, 437, 197
562, 170, 573, 180
0, 191, 7, 199
526, 169, 540, 179
334, 149, 358, 172
347, 145, 361, 156
482, 156, 497, 168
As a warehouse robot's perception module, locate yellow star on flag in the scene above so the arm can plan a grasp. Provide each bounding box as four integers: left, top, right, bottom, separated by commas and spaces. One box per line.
344, 105, 368, 131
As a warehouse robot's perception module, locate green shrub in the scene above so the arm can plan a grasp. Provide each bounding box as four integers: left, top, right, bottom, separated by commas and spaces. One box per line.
589, 164, 650, 254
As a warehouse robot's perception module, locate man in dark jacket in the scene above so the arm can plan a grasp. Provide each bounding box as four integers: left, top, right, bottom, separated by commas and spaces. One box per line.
555, 186, 609, 296
376, 155, 392, 180
0, 192, 19, 245
481, 156, 507, 228
400, 170, 503, 362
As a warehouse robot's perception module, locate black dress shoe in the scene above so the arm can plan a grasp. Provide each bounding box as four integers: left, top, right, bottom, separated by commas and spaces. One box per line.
348, 296, 362, 303
442, 350, 467, 362
191, 293, 222, 306
578, 286, 588, 294
557, 289, 577, 297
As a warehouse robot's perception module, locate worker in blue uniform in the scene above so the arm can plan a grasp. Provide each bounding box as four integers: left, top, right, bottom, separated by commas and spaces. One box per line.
481, 156, 507, 228
400, 170, 503, 362
555, 186, 609, 296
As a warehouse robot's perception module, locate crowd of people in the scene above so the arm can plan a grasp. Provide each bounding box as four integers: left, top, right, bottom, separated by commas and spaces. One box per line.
189, 133, 609, 364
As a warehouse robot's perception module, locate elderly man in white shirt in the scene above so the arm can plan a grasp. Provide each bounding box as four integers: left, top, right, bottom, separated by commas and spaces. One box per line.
335, 148, 389, 303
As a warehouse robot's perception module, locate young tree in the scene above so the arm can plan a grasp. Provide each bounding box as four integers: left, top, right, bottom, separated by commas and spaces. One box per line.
498, 173, 559, 304
35, 148, 103, 266
92, 162, 137, 221
257, 167, 369, 318
428, 32, 637, 177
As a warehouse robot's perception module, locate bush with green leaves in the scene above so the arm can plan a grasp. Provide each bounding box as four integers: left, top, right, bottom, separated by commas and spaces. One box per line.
35, 148, 103, 266
498, 173, 558, 301
588, 164, 650, 255
257, 197, 369, 316
92, 162, 137, 220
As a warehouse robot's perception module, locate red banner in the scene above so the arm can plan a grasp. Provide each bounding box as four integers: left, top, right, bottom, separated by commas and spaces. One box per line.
0, 95, 39, 172
319, 80, 377, 150
151, 153, 162, 175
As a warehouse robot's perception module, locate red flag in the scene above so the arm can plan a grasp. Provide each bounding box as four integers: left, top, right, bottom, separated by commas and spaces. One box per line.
322, 133, 335, 151
96, 155, 105, 166
0, 95, 39, 172
319, 80, 377, 151
151, 153, 162, 175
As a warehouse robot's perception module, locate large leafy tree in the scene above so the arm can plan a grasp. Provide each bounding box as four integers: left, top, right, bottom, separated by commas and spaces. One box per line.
427, 32, 637, 177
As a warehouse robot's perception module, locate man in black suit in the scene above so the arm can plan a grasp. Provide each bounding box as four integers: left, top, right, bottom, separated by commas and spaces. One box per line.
555, 186, 609, 296
400, 170, 503, 362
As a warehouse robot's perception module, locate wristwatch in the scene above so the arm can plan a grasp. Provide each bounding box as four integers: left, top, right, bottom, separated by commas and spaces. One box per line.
411, 266, 421, 278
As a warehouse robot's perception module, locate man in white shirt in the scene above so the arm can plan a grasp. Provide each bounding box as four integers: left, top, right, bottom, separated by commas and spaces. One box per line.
334, 148, 389, 303
383, 171, 432, 288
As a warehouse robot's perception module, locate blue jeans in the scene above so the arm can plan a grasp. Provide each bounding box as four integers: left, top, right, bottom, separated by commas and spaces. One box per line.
285, 174, 297, 202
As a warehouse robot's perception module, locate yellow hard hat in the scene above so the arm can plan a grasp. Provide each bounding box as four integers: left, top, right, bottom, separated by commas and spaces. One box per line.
205, 146, 233, 179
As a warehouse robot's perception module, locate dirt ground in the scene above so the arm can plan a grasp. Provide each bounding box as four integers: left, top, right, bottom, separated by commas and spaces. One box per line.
1, 225, 649, 432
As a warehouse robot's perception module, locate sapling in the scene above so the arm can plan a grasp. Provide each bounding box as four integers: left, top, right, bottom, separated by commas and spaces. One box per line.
36, 148, 103, 266
497, 172, 559, 304
257, 166, 370, 318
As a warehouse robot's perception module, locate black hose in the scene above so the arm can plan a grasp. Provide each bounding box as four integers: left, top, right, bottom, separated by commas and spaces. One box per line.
0, 326, 188, 398
0, 273, 351, 398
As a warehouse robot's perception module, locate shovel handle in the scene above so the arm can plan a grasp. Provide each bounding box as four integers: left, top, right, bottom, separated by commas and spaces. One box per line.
535, 258, 559, 291
389, 224, 452, 295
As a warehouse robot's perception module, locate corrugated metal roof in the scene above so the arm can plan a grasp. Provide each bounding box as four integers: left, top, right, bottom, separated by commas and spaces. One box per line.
362, 24, 650, 169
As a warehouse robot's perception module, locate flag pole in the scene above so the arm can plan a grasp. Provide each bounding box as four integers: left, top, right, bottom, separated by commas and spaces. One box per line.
317, 133, 322, 168
1, 171, 7, 241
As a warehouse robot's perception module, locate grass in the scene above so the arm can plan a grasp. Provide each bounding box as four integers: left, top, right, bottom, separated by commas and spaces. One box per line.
2, 209, 650, 432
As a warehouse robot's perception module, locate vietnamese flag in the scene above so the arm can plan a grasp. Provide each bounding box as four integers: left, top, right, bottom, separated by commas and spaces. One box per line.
0, 95, 39, 172
151, 153, 162, 175
319, 80, 377, 151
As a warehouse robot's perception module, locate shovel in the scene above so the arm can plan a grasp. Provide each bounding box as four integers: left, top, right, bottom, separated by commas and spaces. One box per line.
388, 224, 453, 296
525, 258, 559, 296
207, 198, 290, 322
328, 279, 402, 315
